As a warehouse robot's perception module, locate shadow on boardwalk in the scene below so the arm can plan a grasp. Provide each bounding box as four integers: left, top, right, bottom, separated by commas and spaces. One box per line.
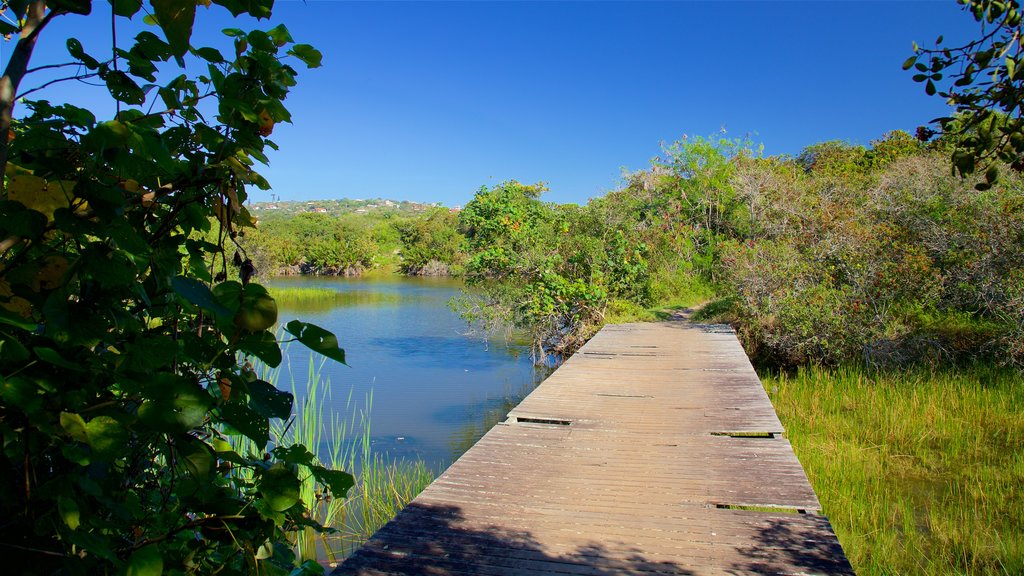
335, 503, 855, 575
729, 516, 856, 575
334, 502, 698, 575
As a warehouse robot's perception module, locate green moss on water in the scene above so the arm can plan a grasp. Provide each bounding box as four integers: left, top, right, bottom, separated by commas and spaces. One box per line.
763, 364, 1024, 575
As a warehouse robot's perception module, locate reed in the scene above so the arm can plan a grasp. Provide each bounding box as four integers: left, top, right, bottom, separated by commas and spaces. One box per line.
763, 364, 1024, 575
232, 355, 436, 565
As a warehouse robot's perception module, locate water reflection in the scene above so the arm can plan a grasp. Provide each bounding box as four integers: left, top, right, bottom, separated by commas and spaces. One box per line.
444, 368, 552, 460
268, 276, 544, 471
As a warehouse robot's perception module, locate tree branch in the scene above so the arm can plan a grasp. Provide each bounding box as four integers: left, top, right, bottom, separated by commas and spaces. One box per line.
0, 3, 60, 190
16, 71, 100, 100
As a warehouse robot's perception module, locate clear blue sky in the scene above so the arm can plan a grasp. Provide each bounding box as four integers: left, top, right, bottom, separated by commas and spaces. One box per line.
3, 1, 977, 205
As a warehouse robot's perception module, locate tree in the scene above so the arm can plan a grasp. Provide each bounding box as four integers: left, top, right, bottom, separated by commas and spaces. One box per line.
0, 2, 349, 574
906, 0, 1024, 188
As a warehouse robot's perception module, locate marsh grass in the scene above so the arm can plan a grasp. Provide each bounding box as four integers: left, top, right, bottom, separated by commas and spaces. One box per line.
763, 364, 1024, 575
232, 357, 435, 565
269, 285, 405, 313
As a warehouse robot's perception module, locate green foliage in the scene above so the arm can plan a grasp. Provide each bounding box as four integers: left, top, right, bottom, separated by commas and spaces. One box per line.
907, 0, 1024, 187
574, 131, 1022, 369
394, 208, 465, 275
457, 181, 653, 357
721, 150, 1024, 367
0, 2, 356, 574
654, 136, 750, 270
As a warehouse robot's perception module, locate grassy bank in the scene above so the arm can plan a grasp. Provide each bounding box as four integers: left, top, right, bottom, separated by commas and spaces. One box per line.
763, 364, 1024, 575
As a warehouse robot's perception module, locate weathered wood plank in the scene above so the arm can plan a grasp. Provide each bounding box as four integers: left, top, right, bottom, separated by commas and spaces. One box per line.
332, 322, 853, 575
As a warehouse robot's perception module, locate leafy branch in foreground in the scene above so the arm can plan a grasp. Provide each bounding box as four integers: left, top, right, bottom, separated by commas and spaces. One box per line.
0, 1, 346, 574
907, 0, 1024, 188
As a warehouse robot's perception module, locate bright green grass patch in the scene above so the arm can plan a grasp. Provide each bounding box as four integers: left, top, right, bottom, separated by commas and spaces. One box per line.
763, 364, 1024, 575
605, 298, 659, 323
269, 285, 404, 313
649, 268, 716, 309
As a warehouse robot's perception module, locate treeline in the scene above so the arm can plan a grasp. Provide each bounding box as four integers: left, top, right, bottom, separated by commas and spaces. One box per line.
244, 130, 1024, 369
242, 208, 465, 276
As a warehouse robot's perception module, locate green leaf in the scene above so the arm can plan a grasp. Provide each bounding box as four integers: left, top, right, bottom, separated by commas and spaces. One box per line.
1, 377, 41, 414
273, 445, 315, 466
220, 403, 269, 448
67, 38, 100, 69
212, 0, 273, 19
111, 0, 143, 17
104, 70, 146, 105
88, 120, 144, 152
0, 332, 29, 364
194, 46, 224, 63
985, 164, 999, 184
248, 380, 292, 420
177, 436, 215, 479
35, 347, 85, 371
58, 497, 80, 531
6, 0, 28, 20
127, 545, 163, 576
259, 464, 300, 512
234, 284, 277, 332
137, 376, 214, 433
246, 29, 274, 52
172, 276, 234, 319
902, 56, 917, 71
925, 79, 936, 95
1007, 56, 1017, 80
0, 307, 38, 331
237, 330, 282, 367
255, 540, 274, 560
284, 321, 346, 365
288, 44, 322, 69
60, 412, 89, 443
267, 23, 293, 47
151, 0, 196, 60
85, 416, 128, 461
49, 0, 91, 15
309, 464, 355, 498
295, 560, 326, 575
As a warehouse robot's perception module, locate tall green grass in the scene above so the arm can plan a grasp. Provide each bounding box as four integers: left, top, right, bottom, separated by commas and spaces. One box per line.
763, 364, 1024, 575
231, 357, 435, 565
268, 286, 405, 313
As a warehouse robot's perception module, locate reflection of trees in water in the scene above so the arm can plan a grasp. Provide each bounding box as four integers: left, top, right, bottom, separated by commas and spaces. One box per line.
447, 367, 554, 461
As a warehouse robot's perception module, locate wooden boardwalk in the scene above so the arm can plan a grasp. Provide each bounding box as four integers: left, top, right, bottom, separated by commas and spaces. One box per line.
333, 322, 854, 575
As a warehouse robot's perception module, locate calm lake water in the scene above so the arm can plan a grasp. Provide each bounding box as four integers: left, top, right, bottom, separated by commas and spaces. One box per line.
268, 275, 544, 471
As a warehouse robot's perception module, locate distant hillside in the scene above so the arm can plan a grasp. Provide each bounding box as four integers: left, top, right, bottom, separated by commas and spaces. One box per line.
249, 198, 455, 218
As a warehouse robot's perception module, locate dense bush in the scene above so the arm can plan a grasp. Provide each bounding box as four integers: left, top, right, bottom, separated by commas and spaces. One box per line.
395, 208, 465, 275
455, 181, 651, 357
722, 148, 1024, 367
0, 3, 351, 574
